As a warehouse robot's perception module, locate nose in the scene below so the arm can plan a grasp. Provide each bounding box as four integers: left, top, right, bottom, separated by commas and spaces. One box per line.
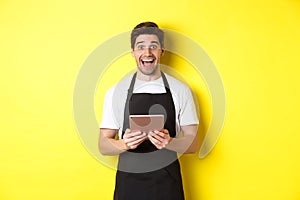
143, 47, 152, 55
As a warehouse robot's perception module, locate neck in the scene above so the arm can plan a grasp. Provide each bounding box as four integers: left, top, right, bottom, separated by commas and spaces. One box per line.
136, 70, 161, 81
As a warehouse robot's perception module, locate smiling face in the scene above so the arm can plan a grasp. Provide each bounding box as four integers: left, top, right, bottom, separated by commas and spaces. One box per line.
132, 34, 164, 80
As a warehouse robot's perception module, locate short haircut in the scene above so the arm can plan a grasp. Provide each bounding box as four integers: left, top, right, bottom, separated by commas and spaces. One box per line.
131, 22, 164, 50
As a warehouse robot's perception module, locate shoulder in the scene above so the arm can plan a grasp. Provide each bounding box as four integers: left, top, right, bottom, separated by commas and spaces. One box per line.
105, 73, 134, 95
164, 73, 190, 92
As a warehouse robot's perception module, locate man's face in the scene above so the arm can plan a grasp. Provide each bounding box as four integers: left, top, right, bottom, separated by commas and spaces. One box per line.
132, 34, 164, 76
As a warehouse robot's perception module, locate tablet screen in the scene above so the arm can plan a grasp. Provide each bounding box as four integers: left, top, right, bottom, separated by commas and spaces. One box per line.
129, 115, 164, 133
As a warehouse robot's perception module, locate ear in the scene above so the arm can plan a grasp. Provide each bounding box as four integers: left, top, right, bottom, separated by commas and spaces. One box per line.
131, 49, 134, 57
161, 48, 165, 56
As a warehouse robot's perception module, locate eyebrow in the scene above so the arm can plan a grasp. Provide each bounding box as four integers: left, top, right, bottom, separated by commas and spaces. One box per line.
135, 41, 159, 46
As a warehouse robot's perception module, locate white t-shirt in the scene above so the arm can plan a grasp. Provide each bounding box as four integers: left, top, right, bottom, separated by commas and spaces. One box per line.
100, 73, 199, 138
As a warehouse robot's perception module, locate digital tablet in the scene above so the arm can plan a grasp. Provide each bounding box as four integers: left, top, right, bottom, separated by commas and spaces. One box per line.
129, 115, 164, 133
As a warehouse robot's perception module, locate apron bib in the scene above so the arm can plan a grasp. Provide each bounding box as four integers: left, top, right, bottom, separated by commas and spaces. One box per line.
114, 72, 184, 200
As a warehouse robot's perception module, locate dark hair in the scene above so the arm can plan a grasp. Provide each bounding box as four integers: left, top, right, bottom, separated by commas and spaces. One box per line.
131, 22, 164, 50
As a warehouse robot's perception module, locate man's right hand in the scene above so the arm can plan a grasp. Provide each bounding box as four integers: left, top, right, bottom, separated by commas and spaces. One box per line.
122, 129, 147, 150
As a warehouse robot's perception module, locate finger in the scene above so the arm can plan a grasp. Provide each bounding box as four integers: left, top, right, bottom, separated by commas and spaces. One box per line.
125, 128, 131, 133
150, 132, 166, 142
153, 130, 167, 138
125, 132, 147, 143
128, 130, 143, 137
148, 131, 154, 135
127, 136, 147, 148
148, 136, 163, 149
127, 138, 145, 147
154, 130, 171, 145
148, 134, 163, 146
123, 129, 131, 139
126, 134, 147, 144
155, 134, 170, 145
132, 132, 146, 139
124, 135, 145, 145
124, 130, 143, 139
151, 133, 170, 147
161, 129, 169, 134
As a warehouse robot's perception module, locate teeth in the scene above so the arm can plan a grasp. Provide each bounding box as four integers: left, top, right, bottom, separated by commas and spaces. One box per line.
141, 58, 154, 62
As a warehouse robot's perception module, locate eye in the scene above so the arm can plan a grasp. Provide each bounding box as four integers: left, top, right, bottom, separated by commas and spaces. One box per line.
150, 45, 158, 50
137, 45, 145, 50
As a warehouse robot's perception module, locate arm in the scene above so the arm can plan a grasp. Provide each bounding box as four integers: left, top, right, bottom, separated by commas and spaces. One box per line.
98, 128, 127, 155
167, 124, 199, 153
148, 124, 199, 154
99, 128, 148, 155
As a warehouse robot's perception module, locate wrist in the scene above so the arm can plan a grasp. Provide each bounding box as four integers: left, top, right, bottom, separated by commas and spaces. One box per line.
120, 139, 129, 150
168, 136, 173, 143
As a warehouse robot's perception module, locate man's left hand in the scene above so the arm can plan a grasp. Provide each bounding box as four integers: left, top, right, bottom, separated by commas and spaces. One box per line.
148, 129, 172, 149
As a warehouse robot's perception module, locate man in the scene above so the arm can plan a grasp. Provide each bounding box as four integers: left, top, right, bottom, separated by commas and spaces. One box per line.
99, 22, 199, 200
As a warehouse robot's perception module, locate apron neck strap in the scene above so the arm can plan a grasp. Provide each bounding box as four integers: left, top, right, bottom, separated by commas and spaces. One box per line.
128, 72, 169, 94
161, 72, 170, 90
128, 72, 137, 94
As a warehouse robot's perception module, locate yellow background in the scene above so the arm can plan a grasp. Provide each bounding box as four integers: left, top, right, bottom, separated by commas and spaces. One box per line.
1, 0, 300, 199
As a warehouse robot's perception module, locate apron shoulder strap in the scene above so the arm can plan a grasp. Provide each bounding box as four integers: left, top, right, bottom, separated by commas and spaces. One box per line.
122, 73, 137, 136
128, 73, 137, 94
161, 72, 171, 91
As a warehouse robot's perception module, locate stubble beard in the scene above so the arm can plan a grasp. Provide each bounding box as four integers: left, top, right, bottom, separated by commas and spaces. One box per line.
137, 64, 159, 76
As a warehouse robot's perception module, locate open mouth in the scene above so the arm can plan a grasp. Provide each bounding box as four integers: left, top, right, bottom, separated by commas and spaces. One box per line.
141, 58, 155, 66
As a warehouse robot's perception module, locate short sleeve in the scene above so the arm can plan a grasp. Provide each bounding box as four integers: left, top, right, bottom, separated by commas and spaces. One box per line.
179, 87, 199, 126
99, 87, 120, 129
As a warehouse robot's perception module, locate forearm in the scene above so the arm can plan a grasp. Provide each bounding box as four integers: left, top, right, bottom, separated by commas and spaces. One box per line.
99, 137, 128, 155
98, 129, 129, 155
165, 134, 199, 154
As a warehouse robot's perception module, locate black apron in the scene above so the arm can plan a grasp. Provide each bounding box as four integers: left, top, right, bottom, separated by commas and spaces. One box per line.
114, 72, 185, 200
